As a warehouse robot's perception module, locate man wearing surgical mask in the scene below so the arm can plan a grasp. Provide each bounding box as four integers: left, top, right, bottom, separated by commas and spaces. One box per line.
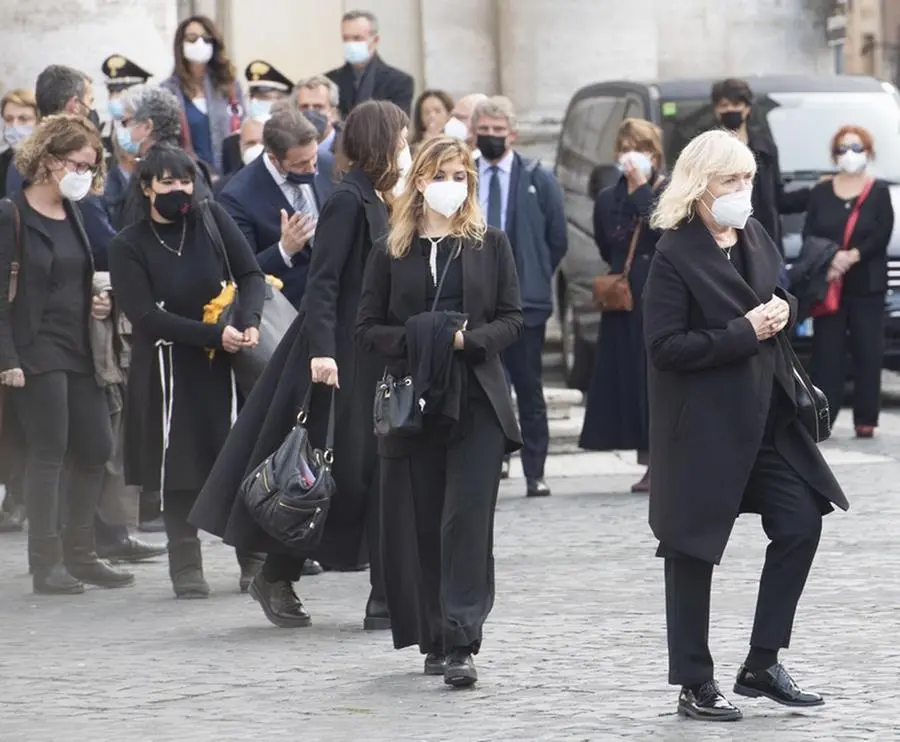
325, 9, 414, 118
444, 92, 488, 156
711, 78, 809, 255
0, 89, 37, 199
473, 96, 567, 497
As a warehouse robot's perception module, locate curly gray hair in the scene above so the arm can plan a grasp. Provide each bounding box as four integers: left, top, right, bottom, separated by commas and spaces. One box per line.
122, 84, 182, 145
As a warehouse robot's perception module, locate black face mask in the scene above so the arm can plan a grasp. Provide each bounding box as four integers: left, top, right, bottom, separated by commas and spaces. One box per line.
476, 134, 507, 161
719, 111, 744, 131
153, 189, 193, 220
285, 171, 316, 186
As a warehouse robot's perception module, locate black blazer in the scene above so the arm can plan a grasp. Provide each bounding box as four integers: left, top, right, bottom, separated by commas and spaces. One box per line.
356, 227, 524, 455
326, 54, 414, 118
0, 191, 94, 372
643, 216, 847, 565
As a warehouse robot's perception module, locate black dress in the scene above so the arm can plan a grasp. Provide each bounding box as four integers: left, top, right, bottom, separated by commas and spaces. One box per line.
108, 201, 265, 500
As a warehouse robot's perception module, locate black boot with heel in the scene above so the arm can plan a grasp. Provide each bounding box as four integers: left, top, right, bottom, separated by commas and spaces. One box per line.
63, 526, 134, 588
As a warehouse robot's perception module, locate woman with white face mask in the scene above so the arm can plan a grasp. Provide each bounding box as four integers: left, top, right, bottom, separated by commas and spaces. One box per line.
644, 130, 848, 722
160, 15, 246, 174
0, 114, 134, 595
356, 136, 523, 688
803, 125, 894, 438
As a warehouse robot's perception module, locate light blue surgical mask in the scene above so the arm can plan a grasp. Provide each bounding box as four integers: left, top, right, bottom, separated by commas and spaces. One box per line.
3, 124, 33, 149
249, 99, 273, 122
343, 41, 371, 65
116, 124, 141, 155
616, 150, 654, 179
108, 99, 125, 121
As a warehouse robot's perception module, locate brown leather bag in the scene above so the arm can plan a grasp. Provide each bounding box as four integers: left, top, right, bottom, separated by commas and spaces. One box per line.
591, 177, 663, 312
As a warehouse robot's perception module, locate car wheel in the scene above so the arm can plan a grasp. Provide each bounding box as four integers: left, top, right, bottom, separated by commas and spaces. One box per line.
561, 301, 593, 391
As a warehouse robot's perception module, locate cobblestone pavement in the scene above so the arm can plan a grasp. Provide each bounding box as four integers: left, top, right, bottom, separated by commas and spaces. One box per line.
1, 413, 898, 742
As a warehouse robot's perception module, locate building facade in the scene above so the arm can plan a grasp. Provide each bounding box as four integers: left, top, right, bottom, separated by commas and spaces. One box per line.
1, 0, 834, 130
828, 0, 900, 83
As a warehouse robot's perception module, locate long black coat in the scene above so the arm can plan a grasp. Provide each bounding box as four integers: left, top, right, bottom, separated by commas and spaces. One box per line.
189, 167, 389, 559
325, 54, 414, 118
580, 176, 664, 453
643, 216, 848, 565
356, 228, 524, 456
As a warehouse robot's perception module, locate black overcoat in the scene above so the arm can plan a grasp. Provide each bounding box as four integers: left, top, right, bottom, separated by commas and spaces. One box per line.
355, 228, 524, 456
643, 216, 848, 565
189, 167, 389, 560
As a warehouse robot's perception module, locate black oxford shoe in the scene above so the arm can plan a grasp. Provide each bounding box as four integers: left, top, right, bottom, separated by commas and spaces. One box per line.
363, 596, 391, 631
424, 652, 445, 676
733, 663, 824, 707
444, 651, 477, 688
249, 575, 312, 628
677, 680, 743, 722
97, 537, 167, 564
526, 478, 551, 497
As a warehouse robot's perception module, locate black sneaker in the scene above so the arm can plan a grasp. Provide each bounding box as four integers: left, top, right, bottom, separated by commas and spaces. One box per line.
444, 650, 477, 688
424, 652, 445, 676
677, 680, 742, 721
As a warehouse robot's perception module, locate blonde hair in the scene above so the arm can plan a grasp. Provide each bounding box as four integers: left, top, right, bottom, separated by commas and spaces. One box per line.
651, 130, 756, 230
1, 88, 37, 116
615, 117, 663, 162
386, 136, 486, 258
15, 113, 106, 193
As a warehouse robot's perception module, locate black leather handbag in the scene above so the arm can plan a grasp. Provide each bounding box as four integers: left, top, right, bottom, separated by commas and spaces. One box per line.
779, 334, 831, 443
373, 244, 456, 438
240, 385, 335, 552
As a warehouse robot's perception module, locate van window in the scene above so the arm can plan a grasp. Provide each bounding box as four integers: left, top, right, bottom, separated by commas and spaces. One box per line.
558, 95, 623, 192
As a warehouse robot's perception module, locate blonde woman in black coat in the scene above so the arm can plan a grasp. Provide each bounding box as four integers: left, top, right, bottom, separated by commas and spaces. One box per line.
644, 130, 847, 722
357, 136, 523, 687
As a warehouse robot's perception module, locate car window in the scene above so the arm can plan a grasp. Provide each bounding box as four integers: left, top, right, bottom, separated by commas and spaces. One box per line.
557, 95, 623, 193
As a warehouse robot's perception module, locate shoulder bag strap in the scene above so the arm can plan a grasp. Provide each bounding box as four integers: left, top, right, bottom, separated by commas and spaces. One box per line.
199, 199, 235, 283
842, 177, 876, 250
296, 382, 337, 463
3, 199, 21, 302
429, 241, 459, 311
622, 176, 665, 278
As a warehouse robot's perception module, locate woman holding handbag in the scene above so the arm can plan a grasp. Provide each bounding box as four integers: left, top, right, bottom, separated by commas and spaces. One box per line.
108, 143, 265, 598
357, 136, 523, 687
804, 125, 894, 437
579, 118, 667, 492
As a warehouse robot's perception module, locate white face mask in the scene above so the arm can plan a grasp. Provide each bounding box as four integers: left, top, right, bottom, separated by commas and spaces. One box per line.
837, 150, 868, 174
618, 150, 653, 178
183, 38, 214, 64
707, 188, 753, 229
242, 143, 264, 166
57, 170, 93, 202
397, 145, 412, 175
424, 181, 468, 218
443, 117, 469, 141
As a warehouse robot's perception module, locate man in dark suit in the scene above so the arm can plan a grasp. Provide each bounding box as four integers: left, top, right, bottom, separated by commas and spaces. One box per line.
473, 96, 568, 497
219, 106, 330, 309
221, 60, 293, 176
325, 9, 414, 117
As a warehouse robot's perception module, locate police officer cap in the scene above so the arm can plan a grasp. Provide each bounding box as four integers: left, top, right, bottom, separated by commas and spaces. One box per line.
245, 60, 293, 95
101, 55, 152, 92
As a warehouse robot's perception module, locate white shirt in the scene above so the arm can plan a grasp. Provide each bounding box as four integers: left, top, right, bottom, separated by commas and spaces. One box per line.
263, 153, 317, 267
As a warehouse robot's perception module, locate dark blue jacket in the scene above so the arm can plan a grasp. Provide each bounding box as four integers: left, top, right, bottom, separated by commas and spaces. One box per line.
217, 155, 334, 308
504, 153, 567, 326
6, 165, 114, 271
103, 163, 131, 232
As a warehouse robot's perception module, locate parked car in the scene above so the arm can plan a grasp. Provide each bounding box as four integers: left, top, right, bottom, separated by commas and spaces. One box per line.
555, 74, 900, 390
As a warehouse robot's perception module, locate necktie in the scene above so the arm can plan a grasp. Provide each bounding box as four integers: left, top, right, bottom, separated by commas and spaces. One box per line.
292, 184, 308, 215
487, 166, 502, 229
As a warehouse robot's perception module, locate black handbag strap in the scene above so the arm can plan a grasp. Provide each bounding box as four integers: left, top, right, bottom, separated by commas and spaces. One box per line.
199, 199, 235, 283
297, 382, 336, 463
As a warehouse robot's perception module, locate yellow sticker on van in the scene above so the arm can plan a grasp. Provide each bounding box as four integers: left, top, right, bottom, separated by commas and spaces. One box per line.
662, 101, 677, 117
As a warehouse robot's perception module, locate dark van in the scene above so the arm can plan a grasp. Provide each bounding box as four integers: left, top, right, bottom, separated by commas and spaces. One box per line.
555, 74, 900, 390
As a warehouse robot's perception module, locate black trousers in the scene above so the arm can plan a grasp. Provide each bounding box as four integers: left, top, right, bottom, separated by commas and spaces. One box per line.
13, 371, 112, 541
502, 323, 549, 479
162, 490, 199, 541
263, 476, 384, 592
811, 291, 884, 427
664, 445, 822, 686
381, 394, 506, 654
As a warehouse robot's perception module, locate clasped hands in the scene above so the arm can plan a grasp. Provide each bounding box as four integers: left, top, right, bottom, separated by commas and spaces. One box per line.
826, 248, 860, 283
745, 295, 790, 341
221, 326, 259, 354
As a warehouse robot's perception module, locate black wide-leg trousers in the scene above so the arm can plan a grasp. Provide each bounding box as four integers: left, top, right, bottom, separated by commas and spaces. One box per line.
664, 445, 823, 686
380, 394, 506, 655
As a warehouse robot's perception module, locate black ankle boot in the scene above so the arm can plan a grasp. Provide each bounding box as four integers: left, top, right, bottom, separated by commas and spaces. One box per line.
29, 535, 84, 595
236, 550, 265, 593
63, 526, 135, 589
168, 537, 210, 599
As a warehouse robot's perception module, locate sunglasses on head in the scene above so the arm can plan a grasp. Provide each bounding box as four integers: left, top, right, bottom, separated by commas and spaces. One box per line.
836, 143, 866, 155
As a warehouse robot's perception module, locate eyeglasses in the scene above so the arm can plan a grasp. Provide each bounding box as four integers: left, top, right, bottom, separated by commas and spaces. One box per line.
836, 143, 866, 155
59, 157, 99, 175
184, 33, 214, 43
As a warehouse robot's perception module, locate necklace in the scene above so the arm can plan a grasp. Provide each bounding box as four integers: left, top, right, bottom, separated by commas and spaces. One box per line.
150, 219, 187, 257
423, 234, 448, 285
723, 246, 733, 261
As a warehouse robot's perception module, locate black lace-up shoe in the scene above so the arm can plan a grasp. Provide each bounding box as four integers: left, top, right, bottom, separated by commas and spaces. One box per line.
249, 575, 312, 628
734, 664, 824, 707
677, 680, 743, 721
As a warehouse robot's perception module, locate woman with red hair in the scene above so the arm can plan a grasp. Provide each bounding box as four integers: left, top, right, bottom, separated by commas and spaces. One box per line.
802, 124, 894, 436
